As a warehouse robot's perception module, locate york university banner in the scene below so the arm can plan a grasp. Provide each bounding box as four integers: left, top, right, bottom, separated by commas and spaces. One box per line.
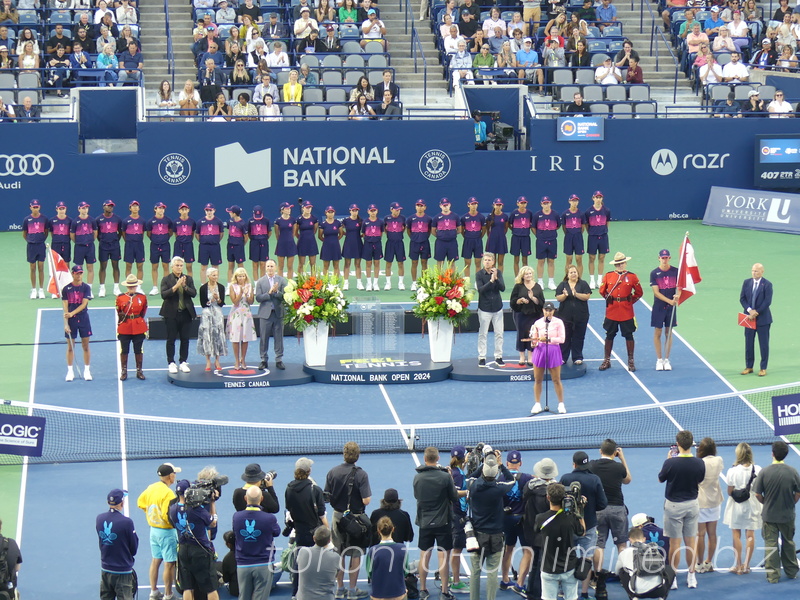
704, 186, 800, 235
1, 119, 794, 231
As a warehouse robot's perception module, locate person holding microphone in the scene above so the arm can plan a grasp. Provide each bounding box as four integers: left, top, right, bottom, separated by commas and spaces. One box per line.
529, 301, 566, 415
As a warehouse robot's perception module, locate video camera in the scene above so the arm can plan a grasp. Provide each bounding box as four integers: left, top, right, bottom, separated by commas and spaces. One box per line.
464, 443, 495, 475
561, 481, 586, 518
184, 474, 230, 509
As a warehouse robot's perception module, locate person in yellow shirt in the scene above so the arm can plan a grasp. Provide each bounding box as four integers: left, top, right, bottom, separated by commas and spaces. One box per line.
137, 462, 181, 600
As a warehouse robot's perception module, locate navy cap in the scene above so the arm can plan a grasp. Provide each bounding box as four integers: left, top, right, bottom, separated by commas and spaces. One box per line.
301, 200, 313, 208
593, 191, 604, 197
349, 203, 360, 211
29, 199, 40, 207
178, 202, 190, 209
467, 197, 478, 205
541, 196, 551, 204
103, 199, 115, 207
451, 445, 467, 459
568, 194, 580, 201
175, 479, 191, 496
226, 205, 242, 214
204, 203, 215, 210
659, 249, 671, 258
507, 450, 522, 463
55, 201, 67, 208
107, 488, 127, 505
368, 204, 378, 211
543, 301, 556, 310
128, 200, 139, 207
573, 451, 590, 466
439, 198, 451, 206
493, 198, 504, 206
325, 205, 335, 212
154, 202, 166, 209
253, 205, 263, 216
78, 201, 90, 208
517, 196, 527, 204
415, 199, 426, 206
390, 202, 403, 210
71, 264, 83, 273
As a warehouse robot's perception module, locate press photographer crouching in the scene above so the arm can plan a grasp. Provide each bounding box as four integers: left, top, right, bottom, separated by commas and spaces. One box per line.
466, 452, 516, 600
615, 526, 674, 600
535, 483, 586, 600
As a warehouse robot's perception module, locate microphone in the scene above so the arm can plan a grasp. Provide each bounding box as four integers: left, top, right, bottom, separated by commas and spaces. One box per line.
545, 317, 551, 323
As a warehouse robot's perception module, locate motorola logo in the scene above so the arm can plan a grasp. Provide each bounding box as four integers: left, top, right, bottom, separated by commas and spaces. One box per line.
651, 149, 678, 176
0, 154, 55, 176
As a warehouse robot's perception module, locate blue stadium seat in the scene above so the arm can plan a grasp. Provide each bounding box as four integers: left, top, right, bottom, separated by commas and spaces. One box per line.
588, 40, 607, 53
49, 11, 72, 25
339, 23, 359, 39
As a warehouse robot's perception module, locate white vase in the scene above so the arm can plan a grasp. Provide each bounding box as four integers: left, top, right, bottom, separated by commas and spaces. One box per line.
428, 319, 454, 363
302, 321, 329, 367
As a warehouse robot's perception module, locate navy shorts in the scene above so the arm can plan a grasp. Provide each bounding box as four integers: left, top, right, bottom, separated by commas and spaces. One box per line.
451, 518, 467, 550
65, 317, 92, 339
563, 232, 585, 255
434, 239, 459, 262
651, 304, 677, 329
418, 525, 453, 552
362, 240, 383, 261
510, 235, 532, 256
503, 514, 527, 547
535, 237, 558, 260
74, 243, 97, 265
227, 244, 246, 264
123, 240, 144, 264
150, 243, 171, 264
249, 239, 269, 262
52, 241, 71, 263
409, 240, 431, 261
26, 242, 46, 263
587, 234, 609, 255
174, 241, 195, 263
198, 243, 222, 266
384, 239, 406, 262
461, 238, 483, 259
98, 244, 121, 262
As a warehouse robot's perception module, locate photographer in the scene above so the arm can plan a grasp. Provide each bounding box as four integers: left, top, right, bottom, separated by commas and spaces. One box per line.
615, 527, 674, 600
197, 466, 229, 541
498, 451, 533, 594
233, 463, 280, 513
560, 452, 607, 600
535, 483, 585, 600
467, 453, 516, 600
177, 481, 220, 600
233, 487, 281, 600
522, 458, 559, 600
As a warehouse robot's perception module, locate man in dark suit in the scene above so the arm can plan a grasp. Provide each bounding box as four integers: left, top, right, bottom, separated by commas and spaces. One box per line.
160, 256, 197, 374
373, 69, 400, 101
17, 96, 41, 122
739, 262, 772, 376
376, 89, 402, 119
255, 259, 287, 371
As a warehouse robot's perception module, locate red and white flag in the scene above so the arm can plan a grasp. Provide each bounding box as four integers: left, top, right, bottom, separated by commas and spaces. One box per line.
676, 234, 702, 305
47, 246, 71, 296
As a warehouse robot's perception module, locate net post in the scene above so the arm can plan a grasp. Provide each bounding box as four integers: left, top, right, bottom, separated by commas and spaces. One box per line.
406, 428, 415, 451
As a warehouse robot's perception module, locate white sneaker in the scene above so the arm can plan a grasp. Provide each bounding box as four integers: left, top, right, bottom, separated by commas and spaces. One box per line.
530, 403, 542, 414
168, 362, 178, 374
38, 288, 45, 299
384, 280, 391, 291
136, 285, 143, 294
687, 571, 697, 589
537, 278, 544, 288
558, 403, 567, 414
366, 280, 373, 291
548, 278, 556, 290
343, 280, 349, 290
411, 281, 418, 291
398, 281, 405, 290
30, 288, 37, 299
373, 278, 379, 289
51, 293, 59, 299
66, 366, 74, 382
98, 284, 106, 298
83, 366, 92, 381
670, 578, 678, 590
589, 276, 596, 290
656, 358, 664, 371
113, 283, 122, 295
663, 358, 672, 371
149, 591, 164, 600
179, 362, 191, 373
357, 280, 365, 290
149, 286, 159, 296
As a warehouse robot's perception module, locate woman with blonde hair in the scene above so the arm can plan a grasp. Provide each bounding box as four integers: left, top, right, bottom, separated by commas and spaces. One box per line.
509, 266, 545, 366
227, 267, 257, 371
723, 442, 762, 574
198, 267, 227, 372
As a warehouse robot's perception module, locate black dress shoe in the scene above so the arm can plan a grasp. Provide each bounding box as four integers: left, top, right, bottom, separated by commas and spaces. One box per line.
276, 361, 286, 370
258, 361, 267, 370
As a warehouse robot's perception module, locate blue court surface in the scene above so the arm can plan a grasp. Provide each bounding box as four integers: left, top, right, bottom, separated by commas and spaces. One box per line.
11, 301, 798, 599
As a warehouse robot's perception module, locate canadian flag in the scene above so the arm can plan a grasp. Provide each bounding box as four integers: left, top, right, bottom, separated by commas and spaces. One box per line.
676, 234, 702, 305
47, 246, 71, 296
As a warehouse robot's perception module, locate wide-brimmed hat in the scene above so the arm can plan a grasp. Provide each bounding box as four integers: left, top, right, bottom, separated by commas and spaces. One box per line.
122, 274, 142, 287
241, 463, 267, 483
609, 251, 631, 265
533, 457, 558, 479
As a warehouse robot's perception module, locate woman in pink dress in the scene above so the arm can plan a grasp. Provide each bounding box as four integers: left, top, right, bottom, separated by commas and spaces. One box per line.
227, 267, 257, 371
529, 302, 566, 415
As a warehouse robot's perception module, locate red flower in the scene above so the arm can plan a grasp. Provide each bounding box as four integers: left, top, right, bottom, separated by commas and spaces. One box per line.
316, 298, 324, 306
447, 309, 456, 317
298, 288, 311, 302
461, 299, 469, 308
445, 287, 459, 299
303, 314, 314, 322
293, 302, 302, 310
435, 296, 444, 305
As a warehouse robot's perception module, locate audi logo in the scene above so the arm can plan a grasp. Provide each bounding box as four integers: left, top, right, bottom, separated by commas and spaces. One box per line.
0, 154, 55, 176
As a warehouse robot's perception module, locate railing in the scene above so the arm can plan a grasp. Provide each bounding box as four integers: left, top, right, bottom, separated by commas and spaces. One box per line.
164, 0, 175, 91
404, 0, 428, 104
643, 0, 680, 103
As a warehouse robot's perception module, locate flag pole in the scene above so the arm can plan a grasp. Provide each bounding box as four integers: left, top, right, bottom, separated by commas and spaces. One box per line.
665, 232, 689, 353
46, 243, 56, 298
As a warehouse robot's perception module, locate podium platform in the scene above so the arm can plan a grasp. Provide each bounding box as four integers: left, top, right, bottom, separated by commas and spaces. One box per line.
167, 364, 312, 389
450, 359, 587, 382
303, 353, 452, 384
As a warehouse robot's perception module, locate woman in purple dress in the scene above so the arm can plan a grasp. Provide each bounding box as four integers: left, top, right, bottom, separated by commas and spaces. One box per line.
273, 201, 297, 280
485, 198, 509, 272
293, 199, 319, 274
318, 206, 343, 277
340, 204, 363, 291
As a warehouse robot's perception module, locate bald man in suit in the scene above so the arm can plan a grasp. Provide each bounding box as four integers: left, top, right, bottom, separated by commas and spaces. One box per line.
739, 262, 772, 376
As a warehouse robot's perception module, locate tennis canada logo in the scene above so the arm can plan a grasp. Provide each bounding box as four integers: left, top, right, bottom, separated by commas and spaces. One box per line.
419, 149, 451, 182
651, 149, 678, 176
559, 120, 577, 137
158, 153, 191, 185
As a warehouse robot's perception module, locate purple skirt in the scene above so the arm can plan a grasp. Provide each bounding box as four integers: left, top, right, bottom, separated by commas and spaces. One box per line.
532, 343, 563, 369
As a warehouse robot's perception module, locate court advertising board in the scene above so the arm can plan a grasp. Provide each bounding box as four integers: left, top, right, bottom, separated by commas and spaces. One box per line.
703, 186, 799, 235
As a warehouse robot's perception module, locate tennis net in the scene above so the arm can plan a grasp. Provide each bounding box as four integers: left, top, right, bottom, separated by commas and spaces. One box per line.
1, 383, 796, 464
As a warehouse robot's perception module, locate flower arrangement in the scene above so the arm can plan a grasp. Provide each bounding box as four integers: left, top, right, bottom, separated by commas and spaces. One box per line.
283, 273, 349, 332
412, 264, 474, 326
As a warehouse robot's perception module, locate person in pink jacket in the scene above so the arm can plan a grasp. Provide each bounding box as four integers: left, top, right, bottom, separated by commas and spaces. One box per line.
529, 301, 567, 414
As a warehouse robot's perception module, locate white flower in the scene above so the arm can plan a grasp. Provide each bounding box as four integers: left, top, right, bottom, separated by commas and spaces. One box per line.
446, 299, 462, 313
416, 289, 430, 302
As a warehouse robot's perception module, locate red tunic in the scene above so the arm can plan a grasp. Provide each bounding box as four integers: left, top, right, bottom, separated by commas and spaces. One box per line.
599, 270, 643, 321
116, 293, 148, 335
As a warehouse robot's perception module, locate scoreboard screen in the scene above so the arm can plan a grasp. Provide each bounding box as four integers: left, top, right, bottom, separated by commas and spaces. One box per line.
755, 135, 800, 188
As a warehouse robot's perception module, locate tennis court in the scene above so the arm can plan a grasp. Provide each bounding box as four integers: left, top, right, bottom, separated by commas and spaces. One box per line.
2, 220, 800, 599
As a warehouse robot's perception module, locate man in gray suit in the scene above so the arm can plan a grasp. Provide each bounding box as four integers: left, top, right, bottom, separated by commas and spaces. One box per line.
255, 258, 287, 370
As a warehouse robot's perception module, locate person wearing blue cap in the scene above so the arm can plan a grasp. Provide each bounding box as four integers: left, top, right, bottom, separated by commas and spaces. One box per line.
63, 264, 93, 382
508, 197, 532, 276
319, 206, 343, 277
248, 206, 271, 282
196, 204, 225, 284
22, 199, 49, 299
650, 249, 680, 371
361, 204, 385, 291
294, 200, 319, 275
49, 201, 73, 280
532, 197, 560, 291
585, 192, 611, 291
96, 200, 123, 298
274, 202, 298, 281
147, 202, 174, 296
383, 202, 407, 290
460, 198, 485, 279
97, 488, 138, 600
72, 201, 99, 288
121, 201, 146, 291
226, 205, 249, 283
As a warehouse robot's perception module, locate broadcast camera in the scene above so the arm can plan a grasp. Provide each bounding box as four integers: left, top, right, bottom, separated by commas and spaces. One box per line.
464, 443, 496, 475
561, 481, 586, 518
184, 473, 230, 509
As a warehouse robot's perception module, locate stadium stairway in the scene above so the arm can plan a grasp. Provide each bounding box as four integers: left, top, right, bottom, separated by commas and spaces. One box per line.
140, 0, 197, 100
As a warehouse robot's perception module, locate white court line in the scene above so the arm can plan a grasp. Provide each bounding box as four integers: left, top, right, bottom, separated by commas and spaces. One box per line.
113, 312, 130, 515
16, 308, 43, 547
378, 384, 420, 467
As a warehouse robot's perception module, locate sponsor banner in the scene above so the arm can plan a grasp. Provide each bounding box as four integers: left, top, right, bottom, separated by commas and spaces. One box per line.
556, 117, 604, 141
773, 393, 800, 436
703, 186, 799, 234
0, 414, 46, 457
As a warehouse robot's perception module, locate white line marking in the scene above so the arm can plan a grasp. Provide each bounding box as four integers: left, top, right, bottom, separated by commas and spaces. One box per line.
379, 384, 420, 467
113, 312, 130, 516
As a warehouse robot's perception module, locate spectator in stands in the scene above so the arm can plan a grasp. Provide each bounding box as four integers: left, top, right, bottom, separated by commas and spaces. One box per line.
626, 56, 644, 83
497, 41, 518, 79
483, 7, 506, 38
225, 41, 245, 67
773, 0, 792, 22
259, 94, 281, 120
751, 38, 777, 69
0, 26, 10, 49
776, 13, 794, 52
542, 38, 566, 68
459, 10, 480, 41
202, 41, 225, 68
17, 40, 39, 73
546, 0, 567, 21
678, 9, 699, 39
321, 25, 340, 51
298, 27, 326, 53
777, 45, 799, 71
566, 12, 590, 39
94, 0, 115, 25
209, 91, 233, 121
443, 25, 463, 53
340, 0, 359, 23
595, 56, 622, 84
684, 23, 708, 68
474, 43, 497, 83
349, 74, 374, 101
246, 25, 263, 53
95, 25, 116, 54
713, 26, 736, 52
315, 0, 335, 23
722, 51, 749, 81
155, 80, 177, 121
516, 37, 544, 92
441, 0, 459, 24
743, 0, 763, 39
0, 95, 14, 121
233, 92, 258, 121
178, 80, 201, 118
239, 14, 258, 42
567, 24, 587, 53
237, 0, 262, 24
294, 6, 318, 43
376, 89, 402, 119
216, 0, 236, 24
767, 90, 794, 117
543, 26, 565, 48
70, 41, 91, 76
253, 73, 278, 104
727, 11, 750, 53
194, 0, 214, 7
298, 63, 318, 86
73, 13, 92, 42
741, 89, 765, 116
116, 25, 140, 53
47, 45, 71, 97
117, 0, 137, 24
693, 43, 713, 69
661, 0, 687, 32
0, 0, 17, 24
101, 12, 121, 38
374, 69, 400, 101
47, 25, 73, 55
488, 26, 509, 54
17, 95, 40, 121
118, 40, 143, 86
230, 59, 251, 86
451, 38, 474, 88
15, 27, 39, 56
509, 28, 525, 53
283, 69, 303, 103
596, 0, 618, 33
570, 39, 591, 67
223, 25, 241, 55
254, 58, 271, 81
440, 14, 456, 39
361, 8, 386, 49
199, 58, 225, 103
544, 11, 568, 38
264, 13, 288, 39
614, 40, 639, 68
357, 0, 379, 23
699, 55, 723, 87
96, 43, 119, 85
705, 6, 724, 37
293, 0, 313, 20
0, 45, 12, 71
508, 12, 526, 36
248, 39, 269, 68
469, 29, 486, 53
349, 93, 376, 119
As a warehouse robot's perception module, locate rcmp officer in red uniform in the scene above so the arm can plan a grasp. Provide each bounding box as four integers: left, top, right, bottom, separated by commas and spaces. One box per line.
599, 252, 643, 372
116, 273, 149, 381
